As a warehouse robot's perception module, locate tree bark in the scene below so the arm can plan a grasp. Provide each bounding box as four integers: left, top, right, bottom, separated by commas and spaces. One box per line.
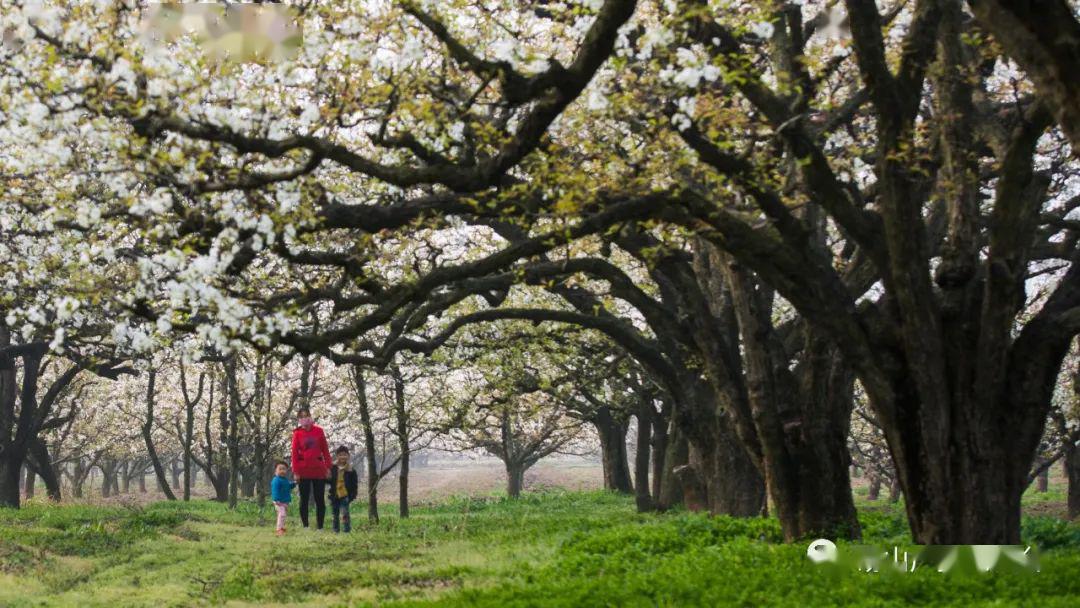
182, 438, 193, 501
120, 462, 131, 494
241, 468, 256, 498
714, 252, 859, 540
867, 473, 882, 501
28, 440, 61, 501
594, 406, 633, 494
71, 459, 86, 499
210, 470, 229, 502
23, 465, 35, 499
354, 367, 380, 523
169, 459, 181, 491
656, 423, 687, 510
633, 407, 654, 512
0, 337, 44, 509
0, 457, 21, 507
674, 377, 765, 517
394, 368, 410, 519
650, 409, 668, 502
506, 462, 525, 499
224, 359, 241, 509
142, 369, 177, 500
1036, 466, 1049, 493
685, 414, 765, 517
100, 460, 119, 498
178, 363, 203, 502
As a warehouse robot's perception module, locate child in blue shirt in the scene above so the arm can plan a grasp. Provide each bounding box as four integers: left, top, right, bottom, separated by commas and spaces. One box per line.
270, 460, 297, 536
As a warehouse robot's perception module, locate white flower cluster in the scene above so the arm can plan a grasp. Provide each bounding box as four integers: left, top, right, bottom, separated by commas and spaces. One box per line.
637, 26, 674, 61
660, 45, 721, 90
129, 188, 174, 216
750, 21, 775, 40
671, 96, 697, 132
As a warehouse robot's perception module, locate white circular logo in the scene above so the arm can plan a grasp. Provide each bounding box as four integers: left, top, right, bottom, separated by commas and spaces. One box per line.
807, 538, 838, 564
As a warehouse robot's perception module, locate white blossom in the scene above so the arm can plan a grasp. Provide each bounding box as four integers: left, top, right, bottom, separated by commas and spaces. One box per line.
751, 21, 775, 40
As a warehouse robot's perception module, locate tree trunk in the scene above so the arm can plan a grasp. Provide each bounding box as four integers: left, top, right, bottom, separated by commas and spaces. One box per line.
685, 415, 765, 517
747, 330, 860, 540
251, 453, 268, 507
657, 424, 687, 510
399, 450, 410, 519
880, 380, 1046, 544
594, 406, 633, 494
23, 466, 36, 499
506, 462, 525, 499
650, 409, 669, 503
170, 459, 181, 491
138, 471, 147, 493
1036, 466, 1049, 493
867, 472, 882, 501
889, 478, 902, 504
71, 460, 86, 499
211, 470, 229, 502
633, 408, 654, 512
354, 367, 380, 523
100, 461, 118, 498
143, 370, 177, 500
241, 469, 256, 498
227, 448, 239, 509
394, 369, 410, 519
672, 377, 764, 517
0, 457, 21, 508
182, 438, 193, 502
718, 256, 859, 540
120, 462, 131, 494
28, 440, 61, 502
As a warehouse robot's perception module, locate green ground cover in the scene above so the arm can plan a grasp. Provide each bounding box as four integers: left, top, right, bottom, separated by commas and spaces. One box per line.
1, 489, 1078, 607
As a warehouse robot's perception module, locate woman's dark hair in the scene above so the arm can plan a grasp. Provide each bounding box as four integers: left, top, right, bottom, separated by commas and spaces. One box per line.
297, 408, 311, 417
334, 446, 350, 456
274, 460, 287, 468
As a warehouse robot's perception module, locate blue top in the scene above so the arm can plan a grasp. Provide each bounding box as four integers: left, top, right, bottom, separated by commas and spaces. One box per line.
271, 475, 296, 503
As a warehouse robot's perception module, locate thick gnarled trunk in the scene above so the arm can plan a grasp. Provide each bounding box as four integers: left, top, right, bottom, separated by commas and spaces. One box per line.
506, 462, 525, 499
874, 346, 1064, 544
656, 423, 686, 511
674, 380, 764, 517
0, 457, 20, 508
706, 249, 859, 539
686, 416, 764, 517
594, 406, 633, 494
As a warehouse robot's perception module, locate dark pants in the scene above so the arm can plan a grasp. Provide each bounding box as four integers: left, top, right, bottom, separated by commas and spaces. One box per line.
298, 478, 326, 529
331, 496, 351, 533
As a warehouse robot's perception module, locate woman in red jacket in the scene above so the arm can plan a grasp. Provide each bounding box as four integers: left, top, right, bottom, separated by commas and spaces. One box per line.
290, 408, 332, 529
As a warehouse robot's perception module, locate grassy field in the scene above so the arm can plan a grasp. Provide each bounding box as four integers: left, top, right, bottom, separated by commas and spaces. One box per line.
1, 489, 1079, 607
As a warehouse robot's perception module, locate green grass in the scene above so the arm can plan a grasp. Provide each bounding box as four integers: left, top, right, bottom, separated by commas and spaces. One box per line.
0, 490, 1078, 607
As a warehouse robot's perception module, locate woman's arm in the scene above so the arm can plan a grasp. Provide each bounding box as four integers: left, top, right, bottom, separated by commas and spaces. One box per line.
319, 429, 332, 471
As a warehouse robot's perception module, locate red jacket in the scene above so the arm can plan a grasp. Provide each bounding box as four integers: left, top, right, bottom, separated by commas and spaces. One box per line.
290, 424, 331, 480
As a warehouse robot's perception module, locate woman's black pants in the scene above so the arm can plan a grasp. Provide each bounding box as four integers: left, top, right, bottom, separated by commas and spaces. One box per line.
298, 478, 326, 529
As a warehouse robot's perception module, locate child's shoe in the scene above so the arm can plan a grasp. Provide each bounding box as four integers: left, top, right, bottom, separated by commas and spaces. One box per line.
275, 528, 285, 536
